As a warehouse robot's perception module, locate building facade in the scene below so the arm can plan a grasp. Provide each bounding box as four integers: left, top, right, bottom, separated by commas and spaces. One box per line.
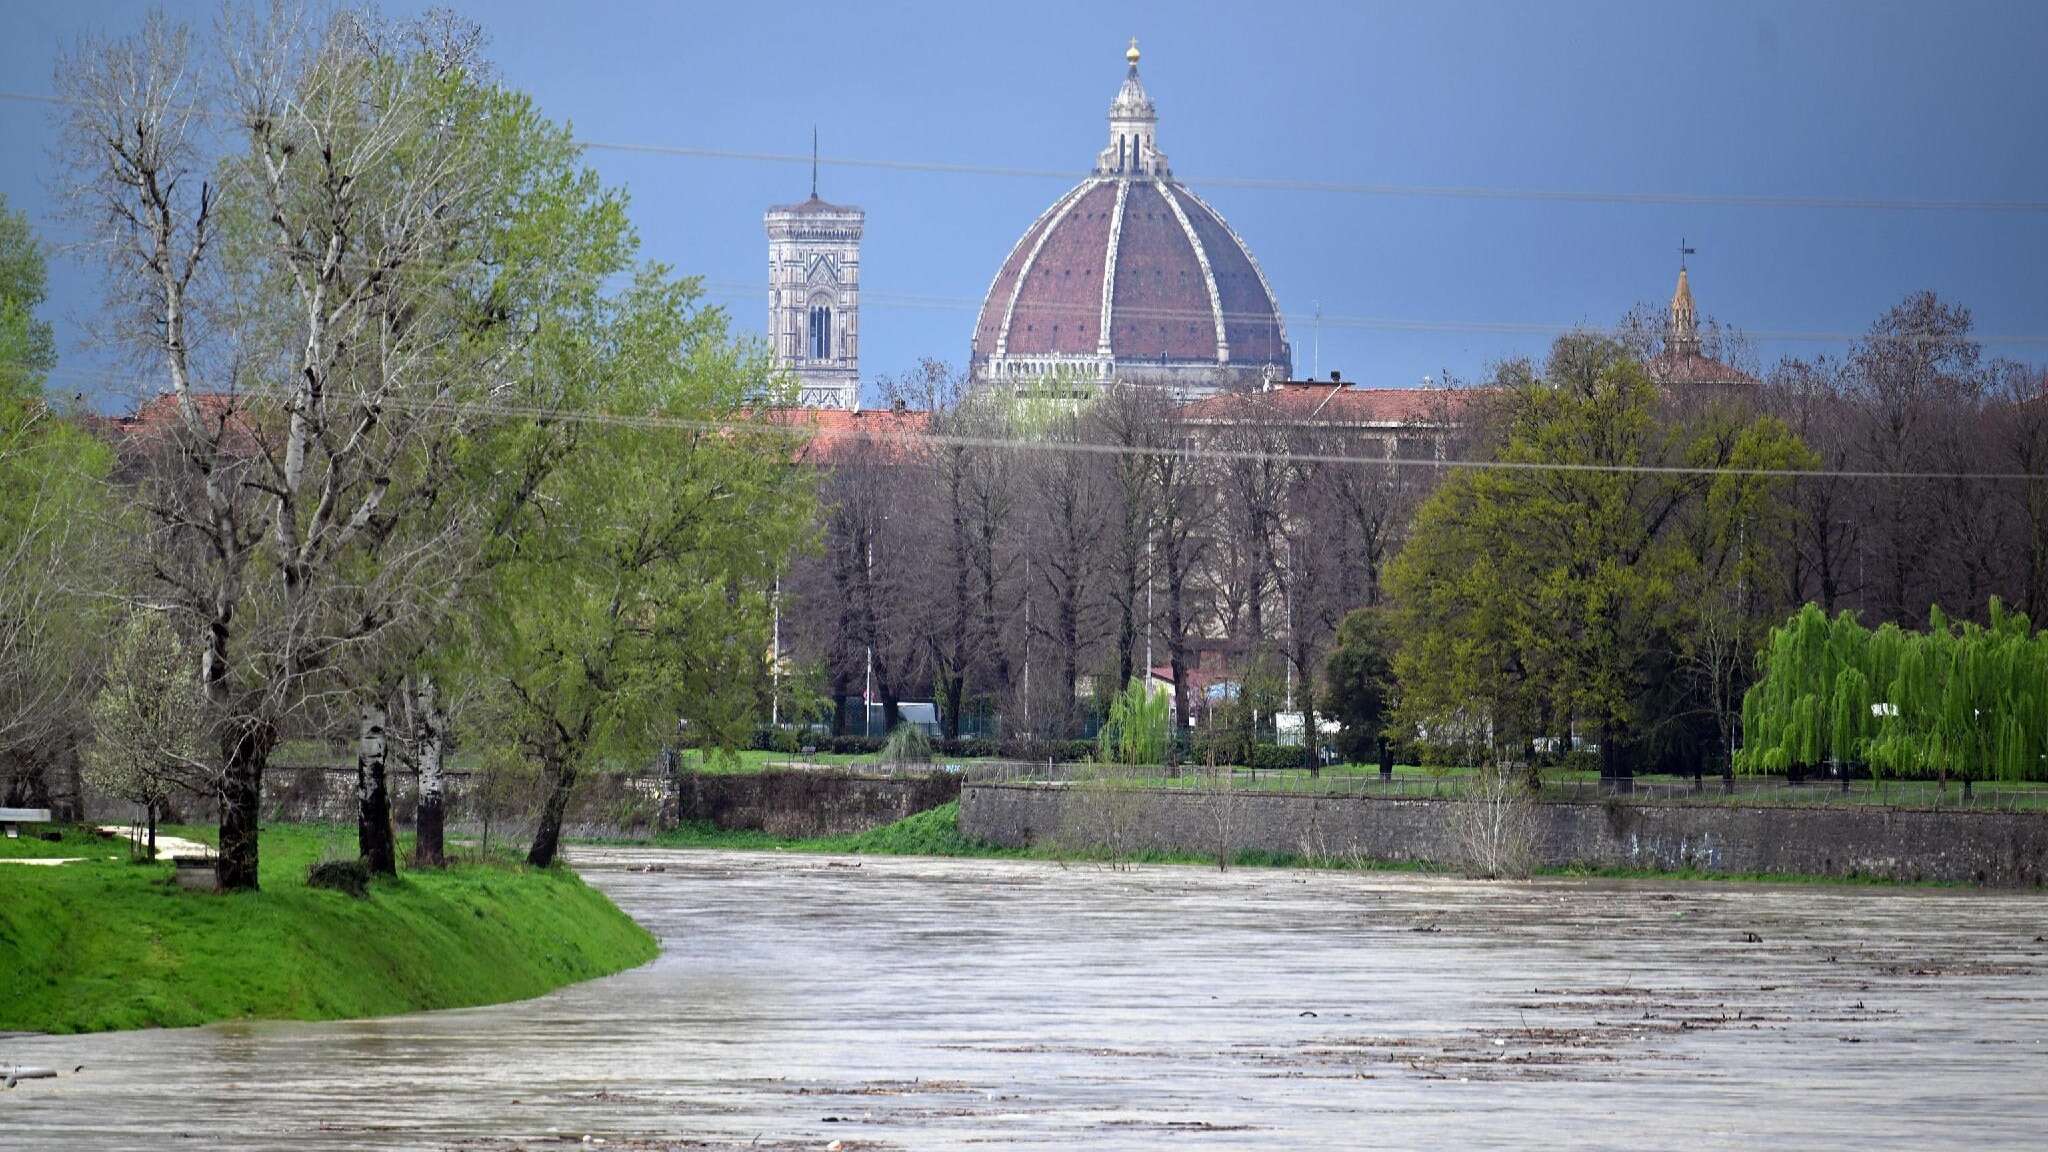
765, 169, 865, 410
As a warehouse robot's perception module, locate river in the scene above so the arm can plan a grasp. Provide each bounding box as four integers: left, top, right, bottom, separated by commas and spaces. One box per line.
3, 848, 2045, 1149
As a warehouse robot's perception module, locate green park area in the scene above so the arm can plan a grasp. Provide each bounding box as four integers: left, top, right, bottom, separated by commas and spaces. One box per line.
0, 825, 655, 1035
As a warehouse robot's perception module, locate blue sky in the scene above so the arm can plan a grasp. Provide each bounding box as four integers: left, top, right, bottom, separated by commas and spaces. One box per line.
4, 0, 2045, 409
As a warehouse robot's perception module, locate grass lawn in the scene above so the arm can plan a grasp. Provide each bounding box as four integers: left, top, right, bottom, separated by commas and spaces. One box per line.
0, 824, 123, 860
0, 823, 657, 1035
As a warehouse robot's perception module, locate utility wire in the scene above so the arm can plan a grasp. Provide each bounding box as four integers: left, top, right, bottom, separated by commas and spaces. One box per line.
27, 362, 2048, 485
25, 221, 2048, 350
6, 87, 2047, 215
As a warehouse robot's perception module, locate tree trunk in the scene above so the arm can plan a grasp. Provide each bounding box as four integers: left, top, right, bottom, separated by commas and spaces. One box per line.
1303, 694, 1321, 780
942, 674, 964, 740
63, 755, 85, 825
147, 801, 157, 860
527, 753, 576, 868
411, 676, 448, 868
356, 702, 396, 876
216, 719, 272, 891
1599, 719, 1632, 792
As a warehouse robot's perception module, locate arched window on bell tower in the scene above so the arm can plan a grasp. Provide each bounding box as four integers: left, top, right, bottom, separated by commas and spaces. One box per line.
809, 305, 832, 360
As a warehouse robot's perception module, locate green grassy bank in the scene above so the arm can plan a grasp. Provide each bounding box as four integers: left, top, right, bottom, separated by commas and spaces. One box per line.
0, 824, 657, 1034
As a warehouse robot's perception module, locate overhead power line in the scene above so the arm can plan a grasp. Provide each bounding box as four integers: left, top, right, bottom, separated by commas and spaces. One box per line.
24, 220, 2048, 350
5, 87, 2047, 215
29, 362, 2048, 485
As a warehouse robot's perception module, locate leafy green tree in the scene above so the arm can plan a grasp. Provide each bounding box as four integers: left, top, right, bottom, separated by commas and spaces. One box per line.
0, 192, 114, 812
477, 271, 813, 868
84, 612, 207, 857
0, 198, 56, 394
1388, 336, 1806, 781
1745, 598, 2048, 787
1323, 607, 1395, 765
1096, 678, 1169, 767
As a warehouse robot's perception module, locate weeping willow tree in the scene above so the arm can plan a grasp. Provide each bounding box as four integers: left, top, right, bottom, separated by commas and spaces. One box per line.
1740, 600, 2048, 785
1096, 678, 1171, 767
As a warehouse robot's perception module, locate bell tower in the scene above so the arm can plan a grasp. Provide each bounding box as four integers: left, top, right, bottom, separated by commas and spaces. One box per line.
1667, 239, 1702, 358
764, 134, 864, 410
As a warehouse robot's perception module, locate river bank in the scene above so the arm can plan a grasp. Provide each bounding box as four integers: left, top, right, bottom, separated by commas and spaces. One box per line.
0, 824, 656, 1034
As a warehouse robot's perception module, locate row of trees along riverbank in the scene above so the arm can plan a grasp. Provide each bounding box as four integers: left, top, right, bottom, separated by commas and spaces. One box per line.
3, 5, 812, 889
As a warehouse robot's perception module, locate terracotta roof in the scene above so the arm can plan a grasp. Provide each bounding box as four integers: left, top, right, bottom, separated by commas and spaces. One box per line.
1182, 383, 1483, 428
765, 194, 863, 218
111, 392, 266, 456
760, 405, 933, 464
1648, 352, 1757, 387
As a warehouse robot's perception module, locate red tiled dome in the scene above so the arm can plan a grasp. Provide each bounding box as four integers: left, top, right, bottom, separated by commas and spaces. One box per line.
969, 43, 1290, 394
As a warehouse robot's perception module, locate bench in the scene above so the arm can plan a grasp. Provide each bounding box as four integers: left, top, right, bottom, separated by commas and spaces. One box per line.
0, 808, 53, 839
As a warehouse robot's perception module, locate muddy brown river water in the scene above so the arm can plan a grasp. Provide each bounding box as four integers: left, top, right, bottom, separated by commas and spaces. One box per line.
4, 849, 2046, 1149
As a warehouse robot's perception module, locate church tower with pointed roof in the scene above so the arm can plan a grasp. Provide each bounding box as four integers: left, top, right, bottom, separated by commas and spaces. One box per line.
1667, 266, 1701, 358
1648, 249, 1755, 389
765, 136, 864, 410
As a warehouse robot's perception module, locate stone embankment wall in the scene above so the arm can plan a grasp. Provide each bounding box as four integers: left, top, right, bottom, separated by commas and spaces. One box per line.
151, 766, 960, 841
671, 770, 960, 838
958, 782, 2048, 886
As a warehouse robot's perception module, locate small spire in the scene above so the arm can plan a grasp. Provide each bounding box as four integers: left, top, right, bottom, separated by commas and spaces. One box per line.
810, 126, 818, 199
1126, 37, 1140, 69
1669, 250, 1701, 359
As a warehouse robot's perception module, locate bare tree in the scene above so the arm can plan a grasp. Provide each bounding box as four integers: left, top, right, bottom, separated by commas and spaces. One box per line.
805, 429, 923, 736
1088, 386, 1159, 695
1019, 409, 1106, 737
1276, 448, 1349, 775
1844, 292, 1981, 624
1210, 395, 1291, 660
55, 14, 270, 883
1987, 361, 2048, 619
1764, 357, 1862, 613
1453, 763, 1538, 880
1149, 400, 1216, 747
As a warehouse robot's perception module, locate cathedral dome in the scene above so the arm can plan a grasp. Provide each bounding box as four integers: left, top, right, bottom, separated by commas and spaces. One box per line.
969, 41, 1291, 394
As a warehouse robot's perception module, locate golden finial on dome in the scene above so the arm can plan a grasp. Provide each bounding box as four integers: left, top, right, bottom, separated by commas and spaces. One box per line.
1126, 38, 1141, 67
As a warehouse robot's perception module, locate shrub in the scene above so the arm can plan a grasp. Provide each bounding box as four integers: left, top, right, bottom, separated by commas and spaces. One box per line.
1557, 749, 1601, 776
1453, 764, 1537, 879
1247, 743, 1311, 772
879, 724, 933, 766
306, 858, 371, 898
1096, 679, 1170, 766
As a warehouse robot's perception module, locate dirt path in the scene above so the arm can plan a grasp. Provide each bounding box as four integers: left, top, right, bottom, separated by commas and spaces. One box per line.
96, 824, 213, 860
